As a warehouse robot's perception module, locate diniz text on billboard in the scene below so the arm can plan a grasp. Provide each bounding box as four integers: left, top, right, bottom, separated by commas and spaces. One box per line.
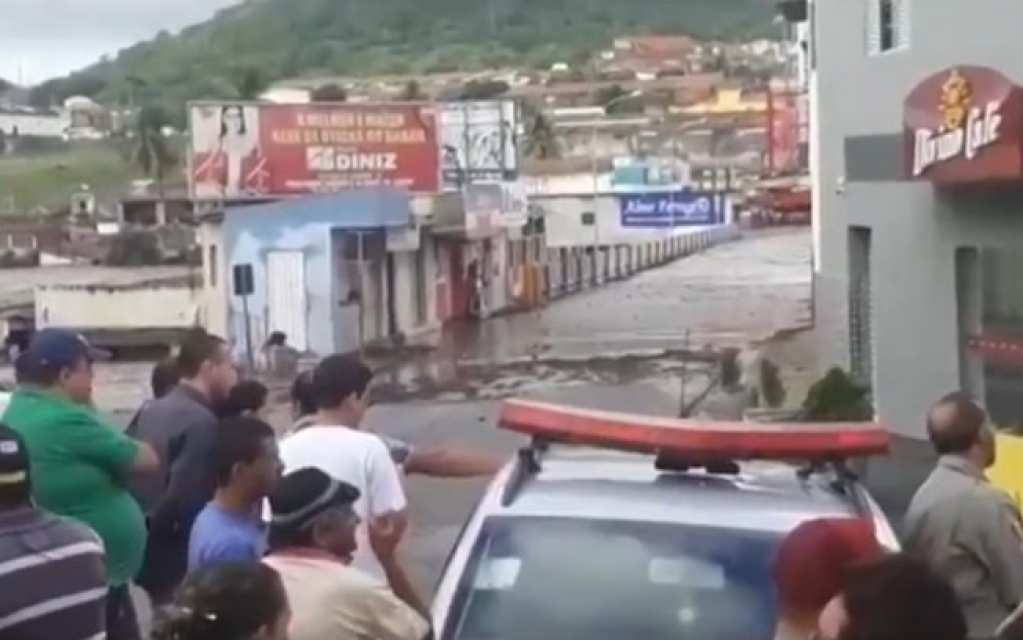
188, 102, 440, 199
618, 190, 726, 228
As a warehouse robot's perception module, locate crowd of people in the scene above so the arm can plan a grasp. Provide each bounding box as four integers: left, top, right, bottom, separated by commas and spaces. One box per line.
0, 326, 501, 639
3, 326, 1023, 639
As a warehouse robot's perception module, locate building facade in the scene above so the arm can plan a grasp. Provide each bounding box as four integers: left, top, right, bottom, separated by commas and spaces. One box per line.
810, 0, 1023, 437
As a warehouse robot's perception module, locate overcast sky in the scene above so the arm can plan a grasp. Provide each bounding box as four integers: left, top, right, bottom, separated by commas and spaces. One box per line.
0, 0, 241, 85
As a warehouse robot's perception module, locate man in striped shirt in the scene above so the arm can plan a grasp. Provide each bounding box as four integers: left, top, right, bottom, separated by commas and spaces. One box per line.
0, 422, 108, 639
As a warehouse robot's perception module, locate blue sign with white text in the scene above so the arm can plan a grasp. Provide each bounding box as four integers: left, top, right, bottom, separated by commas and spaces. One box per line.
618, 190, 724, 228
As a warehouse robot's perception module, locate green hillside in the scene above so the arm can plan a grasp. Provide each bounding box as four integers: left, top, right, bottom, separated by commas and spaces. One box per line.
29, 0, 775, 124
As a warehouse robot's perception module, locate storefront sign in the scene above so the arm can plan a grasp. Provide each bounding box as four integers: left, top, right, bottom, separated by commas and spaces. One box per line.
903, 66, 1023, 183
618, 190, 725, 228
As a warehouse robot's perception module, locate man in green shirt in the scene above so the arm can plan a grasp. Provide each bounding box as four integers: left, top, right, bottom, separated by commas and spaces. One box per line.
3, 329, 159, 640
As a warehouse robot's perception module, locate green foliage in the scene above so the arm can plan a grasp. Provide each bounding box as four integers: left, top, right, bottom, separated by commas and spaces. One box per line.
593, 84, 628, 107
718, 348, 742, 390
310, 84, 348, 102
129, 105, 177, 188
521, 105, 560, 159
0, 141, 137, 213
30, 0, 775, 115
801, 367, 873, 422
457, 80, 510, 100
104, 231, 163, 266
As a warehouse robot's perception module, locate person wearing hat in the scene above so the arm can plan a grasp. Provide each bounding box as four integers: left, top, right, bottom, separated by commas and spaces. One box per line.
0, 422, 108, 639
277, 355, 425, 616
263, 467, 429, 640
2, 328, 160, 640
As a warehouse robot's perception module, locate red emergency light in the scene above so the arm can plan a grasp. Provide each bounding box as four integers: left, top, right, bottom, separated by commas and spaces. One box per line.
498, 399, 889, 460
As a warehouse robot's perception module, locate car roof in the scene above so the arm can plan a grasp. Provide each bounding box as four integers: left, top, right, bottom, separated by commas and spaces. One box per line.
491, 446, 862, 534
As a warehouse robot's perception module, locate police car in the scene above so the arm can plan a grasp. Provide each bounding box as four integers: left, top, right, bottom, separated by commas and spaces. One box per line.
431, 399, 899, 640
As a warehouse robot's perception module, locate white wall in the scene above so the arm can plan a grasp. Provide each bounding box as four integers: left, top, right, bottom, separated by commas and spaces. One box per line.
36, 285, 201, 329
392, 235, 442, 338
0, 112, 69, 137
539, 194, 728, 248
199, 220, 229, 337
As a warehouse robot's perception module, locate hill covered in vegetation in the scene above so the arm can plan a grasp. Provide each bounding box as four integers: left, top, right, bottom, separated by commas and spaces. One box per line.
28, 0, 775, 120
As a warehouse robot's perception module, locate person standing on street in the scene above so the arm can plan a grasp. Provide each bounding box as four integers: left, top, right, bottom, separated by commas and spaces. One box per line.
264, 467, 429, 640
2, 329, 160, 640
0, 422, 108, 639
771, 517, 883, 640
188, 416, 280, 570
904, 391, 1023, 640
276, 355, 426, 616
131, 327, 238, 605
289, 368, 502, 477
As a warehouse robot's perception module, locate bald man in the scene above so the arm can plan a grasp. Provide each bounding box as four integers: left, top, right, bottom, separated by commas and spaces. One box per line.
904, 392, 1023, 640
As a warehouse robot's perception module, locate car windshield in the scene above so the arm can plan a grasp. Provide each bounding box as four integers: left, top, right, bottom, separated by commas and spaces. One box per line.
443, 516, 783, 640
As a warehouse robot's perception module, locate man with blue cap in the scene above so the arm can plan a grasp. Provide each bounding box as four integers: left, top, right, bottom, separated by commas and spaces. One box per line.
2, 328, 160, 640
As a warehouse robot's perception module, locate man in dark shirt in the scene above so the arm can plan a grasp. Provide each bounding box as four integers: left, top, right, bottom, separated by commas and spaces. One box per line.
0, 422, 107, 638
131, 328, 238, 604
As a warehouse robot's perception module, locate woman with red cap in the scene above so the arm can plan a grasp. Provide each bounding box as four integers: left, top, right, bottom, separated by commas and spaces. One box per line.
772, 517, 884, 640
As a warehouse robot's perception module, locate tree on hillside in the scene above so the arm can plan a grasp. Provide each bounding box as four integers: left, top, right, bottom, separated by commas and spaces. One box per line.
130, 105, 176, 194
458, 80, 509, 100
522, 105, 559, 160
0, 78, 12, 94
593, 84, 627, 108
398, 80, 425, 101
232, 67, 268, 100
310, 83, 347, 102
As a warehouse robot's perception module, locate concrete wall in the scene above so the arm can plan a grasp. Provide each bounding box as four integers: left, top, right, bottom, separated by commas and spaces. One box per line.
813, 0, 1023, 437
222, 189, 412, 356
391, 235, 442, 339
35, 284, 201, 329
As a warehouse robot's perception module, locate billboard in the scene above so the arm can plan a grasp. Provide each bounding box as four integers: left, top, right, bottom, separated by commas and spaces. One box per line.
188, 102, 440, 199
618, 190, 725, 228
439, 101, 519, 190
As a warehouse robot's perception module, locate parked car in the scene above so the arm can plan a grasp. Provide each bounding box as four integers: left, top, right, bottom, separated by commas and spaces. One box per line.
431, 398, 898, 640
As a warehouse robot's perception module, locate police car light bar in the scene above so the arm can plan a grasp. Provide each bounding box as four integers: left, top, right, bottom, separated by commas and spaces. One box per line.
498, 399, 889, 460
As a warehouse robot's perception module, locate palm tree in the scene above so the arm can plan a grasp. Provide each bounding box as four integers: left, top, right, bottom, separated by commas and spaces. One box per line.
130, 105, 175, 194
522, 104, 559, 160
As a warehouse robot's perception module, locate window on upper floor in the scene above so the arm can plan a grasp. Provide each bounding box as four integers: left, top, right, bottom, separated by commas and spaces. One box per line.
867, 0, 909, 55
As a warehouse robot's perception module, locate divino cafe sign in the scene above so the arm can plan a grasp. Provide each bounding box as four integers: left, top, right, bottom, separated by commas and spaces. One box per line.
903, 66, 1023, 184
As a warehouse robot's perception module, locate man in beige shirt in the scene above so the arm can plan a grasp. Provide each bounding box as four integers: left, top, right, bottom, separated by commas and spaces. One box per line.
904, 392, 1023, 640
264, 467, 429, 640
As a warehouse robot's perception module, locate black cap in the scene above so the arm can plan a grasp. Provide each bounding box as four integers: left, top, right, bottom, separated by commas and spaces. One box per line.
269, 468, 360, 530
0, 423, 29, 492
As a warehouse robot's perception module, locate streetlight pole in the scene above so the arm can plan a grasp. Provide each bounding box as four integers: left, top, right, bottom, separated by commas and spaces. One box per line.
591, 90, 643, 285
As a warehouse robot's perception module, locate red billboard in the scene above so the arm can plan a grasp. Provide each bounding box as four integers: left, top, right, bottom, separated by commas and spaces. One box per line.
188, 102, 440, 198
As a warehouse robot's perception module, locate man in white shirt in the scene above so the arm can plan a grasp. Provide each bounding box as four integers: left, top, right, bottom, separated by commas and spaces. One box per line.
276, 354, 426, 615
264, 467, 429, 640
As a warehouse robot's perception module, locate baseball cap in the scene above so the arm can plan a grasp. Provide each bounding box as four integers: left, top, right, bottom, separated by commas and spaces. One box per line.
268, 467, 360, 530
773, 517, 883, 612
0, 423, 30, 491
19, 329, 104, 375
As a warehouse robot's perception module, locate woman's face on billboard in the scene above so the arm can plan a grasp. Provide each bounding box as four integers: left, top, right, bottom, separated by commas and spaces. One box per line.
222, 106, 244, 135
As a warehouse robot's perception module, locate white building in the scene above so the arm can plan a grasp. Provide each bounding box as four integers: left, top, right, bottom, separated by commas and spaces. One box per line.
809, 0, 1023, 438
